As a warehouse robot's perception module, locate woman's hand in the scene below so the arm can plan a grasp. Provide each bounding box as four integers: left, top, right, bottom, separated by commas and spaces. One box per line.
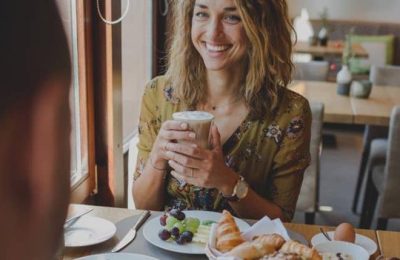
166, 124, 238, 194
151, 120, 196, 169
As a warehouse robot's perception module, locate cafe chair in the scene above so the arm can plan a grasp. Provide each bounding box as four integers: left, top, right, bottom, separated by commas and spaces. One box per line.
370, 65, 400, 86
359, 106, 400, 229
296, 102, 324, 224
352, 65, 400, 214
293, 61, 329, 81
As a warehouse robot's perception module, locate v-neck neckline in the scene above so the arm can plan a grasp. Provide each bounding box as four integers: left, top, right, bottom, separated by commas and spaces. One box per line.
221, 112, 252, 155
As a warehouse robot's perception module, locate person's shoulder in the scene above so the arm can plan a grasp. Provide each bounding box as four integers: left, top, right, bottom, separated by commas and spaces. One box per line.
143, 75, 170, 99
280, 87, 309, 107
143, 75, 180, 105
273, 86, 311, 121
145, 75, 169, 92
279, 87, 311, 113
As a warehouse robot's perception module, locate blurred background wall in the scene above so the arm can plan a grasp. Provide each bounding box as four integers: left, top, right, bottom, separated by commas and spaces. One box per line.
288, 0, 400, 23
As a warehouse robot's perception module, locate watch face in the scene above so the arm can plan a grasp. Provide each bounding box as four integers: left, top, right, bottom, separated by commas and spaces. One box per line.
235, 180, 249, 199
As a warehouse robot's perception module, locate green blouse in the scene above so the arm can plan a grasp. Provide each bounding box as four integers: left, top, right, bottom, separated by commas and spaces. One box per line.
134, 76, 311, 221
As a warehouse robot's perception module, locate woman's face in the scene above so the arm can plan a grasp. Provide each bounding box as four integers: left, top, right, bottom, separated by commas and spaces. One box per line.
191, 0, 248, 72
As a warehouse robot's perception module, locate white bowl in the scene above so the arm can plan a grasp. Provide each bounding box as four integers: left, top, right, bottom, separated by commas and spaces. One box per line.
314, 241, 369, 260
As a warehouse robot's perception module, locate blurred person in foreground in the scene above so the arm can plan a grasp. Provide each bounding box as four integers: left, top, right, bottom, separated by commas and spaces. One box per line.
0, 1, 71, 259
133, 0, 311, 222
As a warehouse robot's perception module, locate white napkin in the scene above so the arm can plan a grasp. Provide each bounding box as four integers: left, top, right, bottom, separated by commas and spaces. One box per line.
241, 216, 290, 241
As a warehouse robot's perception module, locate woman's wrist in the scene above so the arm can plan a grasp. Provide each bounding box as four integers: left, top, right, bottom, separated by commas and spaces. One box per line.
149, 152, 167, 171
149, 155, 166, 171
218, 168, 239, 196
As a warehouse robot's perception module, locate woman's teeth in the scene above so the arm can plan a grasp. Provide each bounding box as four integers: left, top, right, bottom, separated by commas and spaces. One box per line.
206, 43, 230, 52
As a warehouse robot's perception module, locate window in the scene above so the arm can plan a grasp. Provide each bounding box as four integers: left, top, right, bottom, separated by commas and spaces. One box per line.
56, 0, 157, 205
57, 0, 95, 203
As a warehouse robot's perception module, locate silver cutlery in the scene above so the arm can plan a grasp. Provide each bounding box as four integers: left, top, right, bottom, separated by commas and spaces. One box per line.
111, 210, 151, 253
64, 208, 93, 229
320, 227, 332, 241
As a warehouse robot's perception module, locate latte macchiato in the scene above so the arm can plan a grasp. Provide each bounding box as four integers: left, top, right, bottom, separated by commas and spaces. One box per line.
172, 111, 214, 149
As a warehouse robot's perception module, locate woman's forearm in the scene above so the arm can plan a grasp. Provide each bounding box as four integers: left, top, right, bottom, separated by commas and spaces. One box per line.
132, 157, 167, 210
218, 169, 284, 221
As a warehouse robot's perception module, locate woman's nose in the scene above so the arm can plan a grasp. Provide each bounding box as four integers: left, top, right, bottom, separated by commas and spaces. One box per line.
206, 19, 223, 40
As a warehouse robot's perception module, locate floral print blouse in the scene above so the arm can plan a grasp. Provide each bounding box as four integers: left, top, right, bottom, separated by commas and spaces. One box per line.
134, 76, 311, 221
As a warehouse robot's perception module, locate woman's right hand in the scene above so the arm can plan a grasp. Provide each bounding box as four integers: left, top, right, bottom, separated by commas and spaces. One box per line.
151, 120, 196, 169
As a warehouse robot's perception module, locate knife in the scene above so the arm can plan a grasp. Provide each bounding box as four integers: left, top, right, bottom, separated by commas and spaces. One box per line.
64, 208, 93, 229
111, 210, 151, 253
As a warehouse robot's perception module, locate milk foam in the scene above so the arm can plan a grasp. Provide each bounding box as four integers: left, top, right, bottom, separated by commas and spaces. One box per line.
172, 111, 214, 121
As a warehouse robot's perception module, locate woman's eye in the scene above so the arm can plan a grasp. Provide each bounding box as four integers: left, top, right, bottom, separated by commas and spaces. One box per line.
194, 12, 208, 19
224, 15, 241, 24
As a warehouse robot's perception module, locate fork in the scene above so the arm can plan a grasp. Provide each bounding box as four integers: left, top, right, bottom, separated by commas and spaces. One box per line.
320, 227, 332, 241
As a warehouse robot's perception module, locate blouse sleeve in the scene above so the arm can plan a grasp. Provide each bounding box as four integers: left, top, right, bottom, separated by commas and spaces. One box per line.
134, 79, 162, 181
269, 98, 312, 222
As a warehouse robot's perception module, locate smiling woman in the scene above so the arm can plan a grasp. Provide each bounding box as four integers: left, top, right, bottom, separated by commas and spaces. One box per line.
132, 0, 311, 222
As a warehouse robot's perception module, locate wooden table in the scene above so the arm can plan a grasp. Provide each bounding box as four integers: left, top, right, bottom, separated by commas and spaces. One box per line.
376, 230, 400, 258
289, 81, 400, 126
294, 40, 369, 58
63, 204, 384, 259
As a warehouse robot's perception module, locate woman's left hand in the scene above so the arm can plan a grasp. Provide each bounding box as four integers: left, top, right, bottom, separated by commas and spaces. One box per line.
165, 124, 237, 193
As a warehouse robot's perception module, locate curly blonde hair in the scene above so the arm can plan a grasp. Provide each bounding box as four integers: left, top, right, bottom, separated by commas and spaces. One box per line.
165, 0, 294, 118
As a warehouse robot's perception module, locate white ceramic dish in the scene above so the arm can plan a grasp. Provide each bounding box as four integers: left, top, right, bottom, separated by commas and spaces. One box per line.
143, 210, 250, 255
314, 241, 369, 260
311, 231, 377, 255
64, 216, 116, 247
75, 253, 158, 260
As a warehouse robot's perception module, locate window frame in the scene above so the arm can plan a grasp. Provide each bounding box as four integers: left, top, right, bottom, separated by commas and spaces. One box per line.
70, 0, 96, 204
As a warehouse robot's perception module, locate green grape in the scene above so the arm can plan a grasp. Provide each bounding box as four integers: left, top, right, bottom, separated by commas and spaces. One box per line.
173, 221, 185, 233
185, 225, 198, 234
166, 216, 178, 230
185, 217, 200, 231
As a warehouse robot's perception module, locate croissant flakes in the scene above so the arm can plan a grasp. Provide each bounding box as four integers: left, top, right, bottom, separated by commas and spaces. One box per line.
215, 210, 245, 252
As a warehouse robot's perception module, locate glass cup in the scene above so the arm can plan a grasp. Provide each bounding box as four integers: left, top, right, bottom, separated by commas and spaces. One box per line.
172, 111, 214, 188
172, 111, 214, 149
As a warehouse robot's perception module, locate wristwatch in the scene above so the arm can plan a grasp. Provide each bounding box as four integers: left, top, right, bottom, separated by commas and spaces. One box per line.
222, 175, 249, 202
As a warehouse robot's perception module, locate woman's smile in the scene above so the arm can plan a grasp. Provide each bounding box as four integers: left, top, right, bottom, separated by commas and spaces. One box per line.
203, 42, 232, 57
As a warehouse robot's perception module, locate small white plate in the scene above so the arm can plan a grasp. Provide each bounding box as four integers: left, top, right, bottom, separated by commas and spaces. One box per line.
143, 210, 250, 255
64, 216, 116, 247
314, 241, 369, 260
311, 231, 377, 255
75, 253, 158, 260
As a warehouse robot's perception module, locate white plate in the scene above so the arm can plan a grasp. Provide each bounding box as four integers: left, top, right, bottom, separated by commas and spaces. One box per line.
143, 210, 250, 255
64, 216, 116, 247
314, 241, 369, 260
75, 253, 158, 260
311, 231, 377, 255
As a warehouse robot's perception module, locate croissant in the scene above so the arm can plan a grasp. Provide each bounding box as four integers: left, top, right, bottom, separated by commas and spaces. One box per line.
216, 210, 245, 252
252, 233, 285, 250
262, 251, 302, 260
227, 240, 275, 260
228, 235, 285, 259
279, 240, 322, 260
